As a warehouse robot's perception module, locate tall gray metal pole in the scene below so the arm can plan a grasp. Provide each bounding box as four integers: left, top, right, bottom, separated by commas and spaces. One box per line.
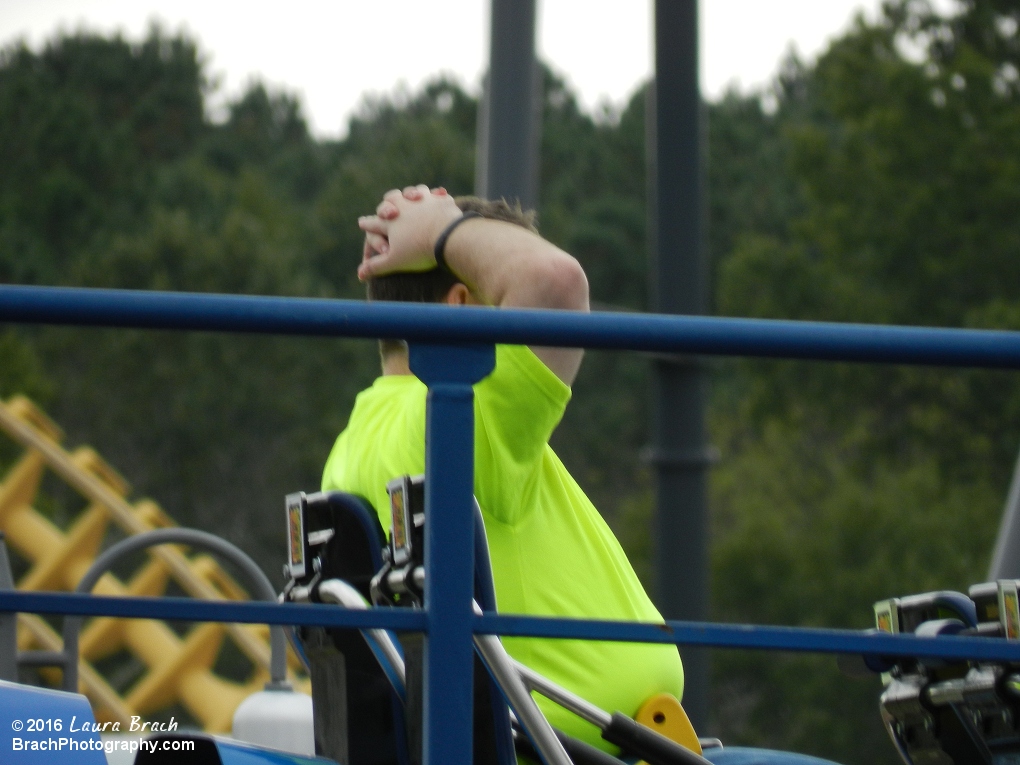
475, 0, 541, 207
647, 0, 711, 732
0, 534, 17, 681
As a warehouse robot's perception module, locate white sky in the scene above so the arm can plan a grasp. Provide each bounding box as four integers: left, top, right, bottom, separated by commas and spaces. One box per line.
0, 1, 954, 138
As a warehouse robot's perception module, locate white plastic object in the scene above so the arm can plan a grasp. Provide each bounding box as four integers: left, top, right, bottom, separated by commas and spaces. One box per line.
231, 687, 315, 756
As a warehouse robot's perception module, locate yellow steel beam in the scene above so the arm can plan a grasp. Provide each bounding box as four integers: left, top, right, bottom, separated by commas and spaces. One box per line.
0, 397, 272, 671
0, 395, 311, 731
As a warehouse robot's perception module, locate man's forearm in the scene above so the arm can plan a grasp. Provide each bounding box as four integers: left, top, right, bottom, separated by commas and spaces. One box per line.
441, 217, 589, 313
441, 215, 589, 385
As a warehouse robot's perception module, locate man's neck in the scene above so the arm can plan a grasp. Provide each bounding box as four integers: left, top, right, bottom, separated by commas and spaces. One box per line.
382, 352, 412, 376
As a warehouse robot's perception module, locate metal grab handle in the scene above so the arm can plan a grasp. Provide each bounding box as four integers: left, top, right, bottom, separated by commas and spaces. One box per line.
471, 600, 574, 765
508, 629, 712, 765
512, 658, 611, 728
314, 579, 406, 701
63, 528, 288, 692
297, 579, 570, 765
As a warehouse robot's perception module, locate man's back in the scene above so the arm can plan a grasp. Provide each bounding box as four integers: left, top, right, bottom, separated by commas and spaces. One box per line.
323, 343, 684, 752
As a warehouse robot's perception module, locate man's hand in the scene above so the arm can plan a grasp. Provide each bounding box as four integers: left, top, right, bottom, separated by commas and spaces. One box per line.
357, 183, 589, 385
358, 185, 460, 281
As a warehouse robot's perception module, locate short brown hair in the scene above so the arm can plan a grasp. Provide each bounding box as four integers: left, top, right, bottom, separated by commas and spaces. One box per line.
368, 196, 537, 357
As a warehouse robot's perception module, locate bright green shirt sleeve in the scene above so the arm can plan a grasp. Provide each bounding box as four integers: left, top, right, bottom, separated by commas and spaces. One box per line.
472, 344, 571, 525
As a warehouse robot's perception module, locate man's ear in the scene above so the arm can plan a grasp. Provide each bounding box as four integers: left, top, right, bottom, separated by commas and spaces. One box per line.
443, 282, 473, 305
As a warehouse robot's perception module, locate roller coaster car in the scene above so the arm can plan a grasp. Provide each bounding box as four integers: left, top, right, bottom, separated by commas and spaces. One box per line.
858, 582, 1020, 764
283, 490, 407, 765
282, 481, 712, 765
282, 486, 514, 765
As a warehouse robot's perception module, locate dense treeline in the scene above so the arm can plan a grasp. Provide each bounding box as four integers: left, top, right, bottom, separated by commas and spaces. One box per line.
709, 2, 1020, 758
1, 1, 1018, 761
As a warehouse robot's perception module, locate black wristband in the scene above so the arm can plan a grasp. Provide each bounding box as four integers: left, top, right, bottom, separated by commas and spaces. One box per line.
433, 211, 481, 272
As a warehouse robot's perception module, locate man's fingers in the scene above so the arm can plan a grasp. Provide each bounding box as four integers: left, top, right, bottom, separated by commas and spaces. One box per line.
432, 187, 448, 196
357, 252, 395, 281
374, 200, 399, 219
363, 232, 388, 257
383, 188, 402, 202
402, 184, 433, 200
359, 215, 389, 234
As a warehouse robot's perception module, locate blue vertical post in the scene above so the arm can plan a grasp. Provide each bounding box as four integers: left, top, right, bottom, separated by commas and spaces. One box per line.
408, 342, 496, 765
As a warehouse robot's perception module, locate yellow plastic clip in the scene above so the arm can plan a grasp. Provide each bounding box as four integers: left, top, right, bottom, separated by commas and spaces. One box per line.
634, 692, 702, 756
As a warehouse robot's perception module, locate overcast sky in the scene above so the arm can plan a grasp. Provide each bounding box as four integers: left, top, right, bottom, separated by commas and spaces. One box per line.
0, 1, 956, 138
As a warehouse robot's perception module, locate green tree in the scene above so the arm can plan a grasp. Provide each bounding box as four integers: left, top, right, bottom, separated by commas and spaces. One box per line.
708, 1, 1020, 761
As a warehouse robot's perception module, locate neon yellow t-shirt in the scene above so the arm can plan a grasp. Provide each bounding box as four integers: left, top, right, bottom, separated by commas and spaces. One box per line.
321, 344, 684, 750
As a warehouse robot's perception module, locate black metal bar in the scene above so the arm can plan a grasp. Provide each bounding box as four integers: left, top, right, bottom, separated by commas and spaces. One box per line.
988, 450, 1020, 579
0, 534, 17, 681
61, 528, 289, 692
649, 0, 710, 730
476, 0, 540, 207
16, 651, 69, 668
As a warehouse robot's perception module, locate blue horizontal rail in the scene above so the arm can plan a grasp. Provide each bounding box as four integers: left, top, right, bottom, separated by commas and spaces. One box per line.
3, 284, 1020, 367
0, 590, 426, 631
479, 614, 1020, 662
3, 590, 1019, 664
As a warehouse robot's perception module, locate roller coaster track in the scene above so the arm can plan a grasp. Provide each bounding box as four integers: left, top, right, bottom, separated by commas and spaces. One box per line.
0, 395, 308, 731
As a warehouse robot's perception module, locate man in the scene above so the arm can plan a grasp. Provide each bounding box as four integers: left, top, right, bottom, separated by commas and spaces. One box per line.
323, 186, 845, 765
322, 184, 684, 753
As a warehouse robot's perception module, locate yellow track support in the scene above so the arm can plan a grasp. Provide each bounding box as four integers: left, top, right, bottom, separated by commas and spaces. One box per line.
0, 395, 308, 732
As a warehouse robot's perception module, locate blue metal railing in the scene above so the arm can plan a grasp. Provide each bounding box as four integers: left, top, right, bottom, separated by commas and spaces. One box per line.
4, 283, 1020, 366
3, 283, 1020, 764
5, 589, 1020, 663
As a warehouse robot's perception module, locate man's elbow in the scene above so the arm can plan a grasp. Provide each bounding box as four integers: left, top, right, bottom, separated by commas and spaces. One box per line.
545, 256, 589, 312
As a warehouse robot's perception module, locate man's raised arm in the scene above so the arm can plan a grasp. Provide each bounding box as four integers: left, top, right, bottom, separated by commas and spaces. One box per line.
358, 185, 589, 385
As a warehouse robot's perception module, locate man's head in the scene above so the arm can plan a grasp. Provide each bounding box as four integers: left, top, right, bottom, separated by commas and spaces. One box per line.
367, 195, 537, 359
366, 195, 537, 305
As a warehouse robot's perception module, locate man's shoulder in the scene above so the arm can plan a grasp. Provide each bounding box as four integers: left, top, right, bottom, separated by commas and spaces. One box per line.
469, 345, 571, 482
487, 345, 571, 407
343, 375, 427, 438
356, 374, 426, 404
